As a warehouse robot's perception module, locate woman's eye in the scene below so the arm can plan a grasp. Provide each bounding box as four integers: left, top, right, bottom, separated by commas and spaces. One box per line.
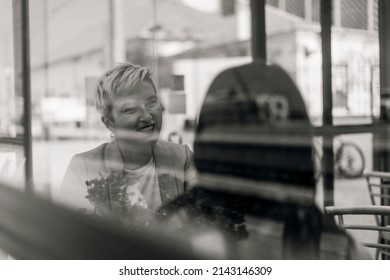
146, 101, 158, 108
146, 102, 157, 107
124, 108, 137, 114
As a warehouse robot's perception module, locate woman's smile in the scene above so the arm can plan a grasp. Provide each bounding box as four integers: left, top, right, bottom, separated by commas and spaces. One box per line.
137, 124, 155, 133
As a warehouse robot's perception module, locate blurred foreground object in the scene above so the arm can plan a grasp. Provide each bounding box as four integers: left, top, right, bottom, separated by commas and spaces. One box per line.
0, 179, 195, 259
159, 61, 371, 259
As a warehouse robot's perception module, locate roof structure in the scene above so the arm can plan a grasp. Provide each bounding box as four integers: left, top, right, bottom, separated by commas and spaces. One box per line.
30, 0, 237, 67
170, 5, 310, 59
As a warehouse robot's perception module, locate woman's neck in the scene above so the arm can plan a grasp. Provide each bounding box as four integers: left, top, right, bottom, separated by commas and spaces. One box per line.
116, 140, 153, 170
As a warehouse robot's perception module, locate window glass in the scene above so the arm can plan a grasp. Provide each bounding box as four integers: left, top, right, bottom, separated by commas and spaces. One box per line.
0, 1, 15, 138
27, 0, 246, 199
312, 0, 320, 22
29, 0, 114, 198
333, 132, 375, 258
332, 0, 379, 125
0, 0, 382, 259
25, 0, 246, 221
155, 0, 250, 147
266, 0, 323, 125
330, 1, 379, 255
333, 0, 379, 259
0, 0, 21, 259
0, 0, 25, 188
266, 0, 379, 259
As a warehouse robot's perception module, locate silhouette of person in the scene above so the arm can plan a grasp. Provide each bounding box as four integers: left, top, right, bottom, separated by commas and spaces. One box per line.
158, 61, 371, 259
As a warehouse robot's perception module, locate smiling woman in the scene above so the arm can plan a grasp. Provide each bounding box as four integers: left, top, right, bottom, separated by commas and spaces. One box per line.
56, 62, 197, 227
110, 80, 162, 149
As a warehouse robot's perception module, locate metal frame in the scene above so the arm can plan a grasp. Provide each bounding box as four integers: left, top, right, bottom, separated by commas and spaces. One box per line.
250, 0, 389, 206
378, 0, 390, 211
320, 0, 334, 206
251, 0, 266, 61
12, 0, 33, 194
252, 0, 339, 203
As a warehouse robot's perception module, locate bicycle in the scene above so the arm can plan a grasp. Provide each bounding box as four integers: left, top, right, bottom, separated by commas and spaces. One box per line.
314, 136, 365, 179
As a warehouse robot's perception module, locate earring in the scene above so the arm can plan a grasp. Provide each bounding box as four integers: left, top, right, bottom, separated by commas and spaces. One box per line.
110, 131, 115, 138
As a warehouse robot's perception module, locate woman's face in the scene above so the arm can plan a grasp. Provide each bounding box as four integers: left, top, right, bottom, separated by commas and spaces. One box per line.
109, 80, 162, 146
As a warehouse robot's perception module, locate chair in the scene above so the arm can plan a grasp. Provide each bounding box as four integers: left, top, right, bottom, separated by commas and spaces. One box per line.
364, 170, 390, 208
325, 205, 390, 259
364, 170, 390, 258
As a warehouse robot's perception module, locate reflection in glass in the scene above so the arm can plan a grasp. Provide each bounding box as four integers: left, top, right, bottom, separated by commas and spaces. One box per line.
26, 0, 251, 200
0, 1, 16, 138
0, 0, 26, 188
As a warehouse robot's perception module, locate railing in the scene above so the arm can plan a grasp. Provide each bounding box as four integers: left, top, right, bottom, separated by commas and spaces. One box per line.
325, 205, 390, 259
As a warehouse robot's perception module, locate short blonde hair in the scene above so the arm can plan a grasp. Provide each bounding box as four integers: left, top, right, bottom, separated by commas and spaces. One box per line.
95, 62, 156, 120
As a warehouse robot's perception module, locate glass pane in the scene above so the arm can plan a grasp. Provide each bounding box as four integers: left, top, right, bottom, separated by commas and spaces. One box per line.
266, 0, 380, 126
0, 1, 15, 138
332, 0, 379, 125
26, 0, 250, 200
0, 0, 26, 188
0, 0, 23, 259
333, 132, 375, 258
155, 0, 250, 147
29, 0, 113, 198
311, 132, 375, 259
264, 0, 378, 259
330, 0, 379, 258
0, 142, 25, 188
14, 0, 377, 260
266, 0, 323, 126
312, 0, 320, 22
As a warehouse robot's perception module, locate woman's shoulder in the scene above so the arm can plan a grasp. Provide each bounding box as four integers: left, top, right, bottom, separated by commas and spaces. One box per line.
155, 140, 195, 172
73, 142, 109, 161
156, 139, 190, 155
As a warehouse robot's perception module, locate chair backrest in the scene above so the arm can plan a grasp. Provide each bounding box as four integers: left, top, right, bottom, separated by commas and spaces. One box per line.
364, 170, 390, 209
325, 205, 390, 259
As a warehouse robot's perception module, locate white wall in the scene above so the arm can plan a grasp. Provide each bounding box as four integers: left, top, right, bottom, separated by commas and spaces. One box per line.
296, 30, 322, 119
172, 28, 380, 124
296, 29, 380, 119
181, 0, 220, 13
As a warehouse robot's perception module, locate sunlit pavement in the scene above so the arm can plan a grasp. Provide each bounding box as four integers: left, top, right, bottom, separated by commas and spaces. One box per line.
335, 177, 377, 258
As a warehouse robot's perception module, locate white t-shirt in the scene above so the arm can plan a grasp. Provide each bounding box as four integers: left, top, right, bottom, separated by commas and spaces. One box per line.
123, 156, 162, 212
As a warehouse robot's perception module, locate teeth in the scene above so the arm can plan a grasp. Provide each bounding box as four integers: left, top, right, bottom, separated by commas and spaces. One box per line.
139, 125, 154, 132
